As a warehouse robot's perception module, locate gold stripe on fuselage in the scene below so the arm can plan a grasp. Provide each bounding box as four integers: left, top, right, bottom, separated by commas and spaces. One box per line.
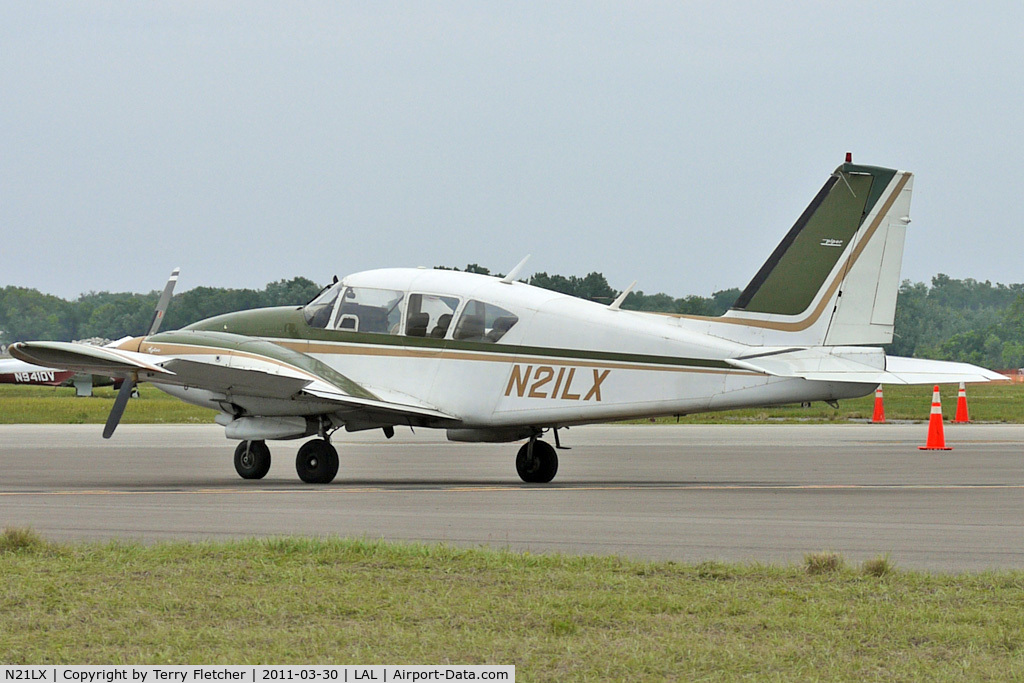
284, 340, 747, 375
134, 339, 752, 377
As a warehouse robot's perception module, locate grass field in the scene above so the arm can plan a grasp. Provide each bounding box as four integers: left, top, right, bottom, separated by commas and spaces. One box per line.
2, 381, 1022, 425
0, 384, 217, 424
2, 530, 1023, 679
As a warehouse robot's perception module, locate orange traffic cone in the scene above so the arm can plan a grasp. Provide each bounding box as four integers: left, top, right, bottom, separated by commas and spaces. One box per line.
872, 386, 885, 423
954, 381, 970, 423
919, 385, 952, 450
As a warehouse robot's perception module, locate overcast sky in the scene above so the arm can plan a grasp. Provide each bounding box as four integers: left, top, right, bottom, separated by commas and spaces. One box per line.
2, 2, 1022, 300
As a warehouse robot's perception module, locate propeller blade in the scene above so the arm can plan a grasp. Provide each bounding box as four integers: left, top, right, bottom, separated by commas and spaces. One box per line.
147, 267, 180, 336
103, 377, 135, 439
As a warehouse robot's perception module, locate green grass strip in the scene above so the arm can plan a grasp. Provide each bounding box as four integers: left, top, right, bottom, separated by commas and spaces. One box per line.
3, 530, 1024, 679
0, 384, 217, 424
2, 381, 1024, 425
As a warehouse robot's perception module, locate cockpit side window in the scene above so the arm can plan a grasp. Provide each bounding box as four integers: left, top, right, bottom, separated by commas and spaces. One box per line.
334, 287, 405, 335
453, 300, 519, 343
406, 293, 460, 338
302, 283, 343, 329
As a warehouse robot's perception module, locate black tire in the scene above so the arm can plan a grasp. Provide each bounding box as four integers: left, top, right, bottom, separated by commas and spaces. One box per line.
295, 439, 340, 484
234, 440, 271, 480
516, 440, 558, 483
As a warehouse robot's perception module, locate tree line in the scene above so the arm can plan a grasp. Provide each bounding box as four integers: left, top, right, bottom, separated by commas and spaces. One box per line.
3, 269, 1024, 369
439, 264, 742, 316
0, 277, 323, 346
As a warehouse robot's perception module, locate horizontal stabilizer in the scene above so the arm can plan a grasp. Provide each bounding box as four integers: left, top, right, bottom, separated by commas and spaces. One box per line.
882, 356, 1008, 385
727, 347, 1006, 385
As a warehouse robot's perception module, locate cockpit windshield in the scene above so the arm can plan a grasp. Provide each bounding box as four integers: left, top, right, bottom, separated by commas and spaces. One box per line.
335, 287, 405, 334
304, 282, 517, 342
302, 283, 343, 329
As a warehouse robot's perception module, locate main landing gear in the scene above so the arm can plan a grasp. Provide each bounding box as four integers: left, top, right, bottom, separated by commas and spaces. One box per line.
516, 438, 558, 483
295, 438, 339, 484
234, 432, 560, 485
232, 438, 340, 484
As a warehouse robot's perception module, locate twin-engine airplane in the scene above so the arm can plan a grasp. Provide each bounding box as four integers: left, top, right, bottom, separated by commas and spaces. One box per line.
12, 159, 1004, 484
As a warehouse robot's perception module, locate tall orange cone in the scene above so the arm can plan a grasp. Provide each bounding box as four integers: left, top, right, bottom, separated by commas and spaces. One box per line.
919, 385, 952, 450
872, 386, 885, 423
954, 381, 970, 423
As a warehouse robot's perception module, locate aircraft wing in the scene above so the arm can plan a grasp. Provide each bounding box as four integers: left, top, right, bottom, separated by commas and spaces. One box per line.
10, 336, 458, 424
726, 346, 1007, 385
9, 341, 176, 378
161, 357, 456, 420
156, 358, 312, 399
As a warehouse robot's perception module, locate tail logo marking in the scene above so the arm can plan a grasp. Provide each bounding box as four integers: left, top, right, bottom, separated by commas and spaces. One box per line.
820, 238, 845, 248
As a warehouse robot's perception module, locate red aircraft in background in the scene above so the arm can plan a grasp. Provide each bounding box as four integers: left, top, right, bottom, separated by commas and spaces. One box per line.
0, 358, 75, 387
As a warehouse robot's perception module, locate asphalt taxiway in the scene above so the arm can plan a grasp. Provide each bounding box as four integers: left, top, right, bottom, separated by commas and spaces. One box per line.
1, 423, 1023, 571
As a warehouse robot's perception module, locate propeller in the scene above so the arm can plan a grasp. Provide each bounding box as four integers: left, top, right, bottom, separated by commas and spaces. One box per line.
147, 267, 180, 336
101, 267, 179, 439
103, 374, 136, 439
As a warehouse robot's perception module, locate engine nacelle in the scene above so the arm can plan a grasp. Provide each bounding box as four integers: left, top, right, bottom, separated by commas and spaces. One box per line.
216, 414, 317, 441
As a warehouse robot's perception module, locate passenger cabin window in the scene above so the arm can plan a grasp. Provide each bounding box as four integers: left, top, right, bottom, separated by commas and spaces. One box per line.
334, 287, 405, 334
303, 284, 342, 329
405, 293, 460, 338
453, 300, 518, 343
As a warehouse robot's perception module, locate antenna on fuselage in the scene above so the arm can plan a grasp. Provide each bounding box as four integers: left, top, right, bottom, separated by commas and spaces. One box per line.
500, 254, 531, 284
608, 281, 637, 311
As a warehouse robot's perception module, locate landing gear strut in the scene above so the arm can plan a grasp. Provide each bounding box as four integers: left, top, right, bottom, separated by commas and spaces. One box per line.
234, 440, 271, 479
295, 438, 340, 484
516, 438, 558, 483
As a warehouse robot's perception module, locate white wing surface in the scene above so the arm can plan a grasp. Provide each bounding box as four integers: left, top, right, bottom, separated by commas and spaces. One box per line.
11, 335, 458, 424
726, 346, 1006, 385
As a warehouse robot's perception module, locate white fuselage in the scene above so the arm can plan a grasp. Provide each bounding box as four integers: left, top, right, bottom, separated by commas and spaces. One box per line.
157, 268, 875, 430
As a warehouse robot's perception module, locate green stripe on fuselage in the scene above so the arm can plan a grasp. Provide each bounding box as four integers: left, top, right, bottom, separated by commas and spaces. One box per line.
183, 307, 733, 370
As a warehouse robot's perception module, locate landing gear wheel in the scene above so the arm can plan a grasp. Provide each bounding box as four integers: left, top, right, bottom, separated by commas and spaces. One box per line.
295, 438, 340, 484
234, 440, 271, 480
516, 440, 558, 483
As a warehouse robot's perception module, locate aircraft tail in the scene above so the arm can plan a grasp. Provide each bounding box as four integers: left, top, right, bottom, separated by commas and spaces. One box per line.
712, 159, 913, 347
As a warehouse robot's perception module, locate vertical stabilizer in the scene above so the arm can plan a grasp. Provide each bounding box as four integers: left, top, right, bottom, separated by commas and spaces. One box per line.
822, 169, 912, 345
712, 161, 912, 347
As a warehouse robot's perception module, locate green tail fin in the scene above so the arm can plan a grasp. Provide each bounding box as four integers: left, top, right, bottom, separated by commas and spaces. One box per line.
733, 163, 897, 317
